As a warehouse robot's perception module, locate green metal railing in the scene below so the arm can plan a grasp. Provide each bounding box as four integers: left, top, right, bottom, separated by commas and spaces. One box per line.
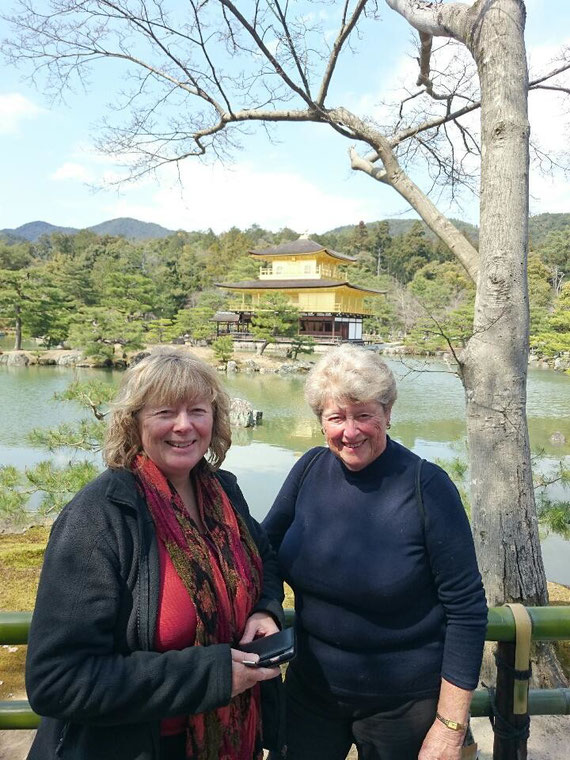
0, 612, 29, 645
2, 607, 570, 752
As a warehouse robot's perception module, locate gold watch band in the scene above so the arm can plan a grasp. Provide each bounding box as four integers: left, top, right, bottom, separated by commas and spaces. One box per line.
435, 712, 467, 732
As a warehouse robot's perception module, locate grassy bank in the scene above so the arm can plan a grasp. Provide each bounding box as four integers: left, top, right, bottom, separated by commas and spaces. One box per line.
0, 526, 47, 700
1, 528, 568, 700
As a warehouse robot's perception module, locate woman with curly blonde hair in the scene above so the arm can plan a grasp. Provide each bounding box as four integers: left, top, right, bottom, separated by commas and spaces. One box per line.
26, 348, 283, 760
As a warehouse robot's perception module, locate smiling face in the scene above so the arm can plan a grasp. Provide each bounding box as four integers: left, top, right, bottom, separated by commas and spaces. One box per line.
138, 397, 214, 486
321, 398, 391, 472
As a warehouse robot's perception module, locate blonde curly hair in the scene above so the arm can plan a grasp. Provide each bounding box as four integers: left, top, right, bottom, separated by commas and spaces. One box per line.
104, 348, 231, 471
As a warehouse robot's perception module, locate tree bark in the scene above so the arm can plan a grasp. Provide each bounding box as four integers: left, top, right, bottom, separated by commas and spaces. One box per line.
387, 0, 550, 606
14, 307, 22, 351
461, 0, 547, 608
387, 0, 567, 687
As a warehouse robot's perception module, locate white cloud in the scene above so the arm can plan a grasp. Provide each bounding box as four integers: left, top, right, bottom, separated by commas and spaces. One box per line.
0, 93, 44, 135
530, 173, 570, 215
102, 161, 384, 233
51, 162, 94, 182
528, 39, 570, 155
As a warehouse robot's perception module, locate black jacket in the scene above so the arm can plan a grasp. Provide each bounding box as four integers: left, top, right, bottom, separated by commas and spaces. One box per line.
26, 467, 284, 760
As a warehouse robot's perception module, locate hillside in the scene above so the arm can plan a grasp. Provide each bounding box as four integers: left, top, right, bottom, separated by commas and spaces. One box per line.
88, 217, 175, 239
1, 220, 79, 242
2, 212, 570, 248
328, 213, 570, 249
529, 213, 570, 247
325, 217, 480, 246
0, 217, 175, 243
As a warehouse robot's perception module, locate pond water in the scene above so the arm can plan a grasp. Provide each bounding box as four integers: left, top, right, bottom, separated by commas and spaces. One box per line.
0, 335, 37, 351
0, 359, 569, 582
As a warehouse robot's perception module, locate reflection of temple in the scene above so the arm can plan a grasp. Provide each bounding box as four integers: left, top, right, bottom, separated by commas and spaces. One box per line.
215, 236, 385, 342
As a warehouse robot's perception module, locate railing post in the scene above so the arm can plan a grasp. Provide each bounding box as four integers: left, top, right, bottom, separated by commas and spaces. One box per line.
492, 603, 532, 760
493, 641, 526, 759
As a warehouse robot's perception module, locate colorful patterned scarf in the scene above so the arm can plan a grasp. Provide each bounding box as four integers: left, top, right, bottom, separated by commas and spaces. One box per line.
133, 454, 263, 760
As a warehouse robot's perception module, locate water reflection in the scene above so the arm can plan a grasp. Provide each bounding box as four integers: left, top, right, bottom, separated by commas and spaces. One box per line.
1, 360, 569, 582
224, 361, 570, 457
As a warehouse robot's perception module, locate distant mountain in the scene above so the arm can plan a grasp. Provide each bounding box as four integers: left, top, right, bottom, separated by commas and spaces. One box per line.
88, 217, 175, 239
2, 212, 569, 247
0, 229, 32, 245
0, 217, 176, 243
1, 220, 79, 242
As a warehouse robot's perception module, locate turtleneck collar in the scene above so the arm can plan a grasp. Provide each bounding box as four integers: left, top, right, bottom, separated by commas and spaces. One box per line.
334, 435, 395, 482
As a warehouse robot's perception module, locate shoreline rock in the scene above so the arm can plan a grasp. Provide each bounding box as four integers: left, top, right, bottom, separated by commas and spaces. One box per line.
1, 345, 569, 373
0, 348, 315, 375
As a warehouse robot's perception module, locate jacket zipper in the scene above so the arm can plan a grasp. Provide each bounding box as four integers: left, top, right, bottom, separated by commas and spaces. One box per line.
55, 722, 71, 757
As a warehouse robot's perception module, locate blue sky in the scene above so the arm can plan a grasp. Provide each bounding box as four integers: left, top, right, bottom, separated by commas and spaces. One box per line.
1, 0, 569, 234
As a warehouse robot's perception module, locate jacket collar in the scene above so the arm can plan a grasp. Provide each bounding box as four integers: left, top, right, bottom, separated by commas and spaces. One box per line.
104, 468, 143, 510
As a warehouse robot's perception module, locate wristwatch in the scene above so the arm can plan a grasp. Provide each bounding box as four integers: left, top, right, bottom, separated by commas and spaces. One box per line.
436, 712, 467, 732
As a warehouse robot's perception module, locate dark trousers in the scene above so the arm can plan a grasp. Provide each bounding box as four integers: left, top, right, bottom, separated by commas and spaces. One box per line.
271, 665, 439, 760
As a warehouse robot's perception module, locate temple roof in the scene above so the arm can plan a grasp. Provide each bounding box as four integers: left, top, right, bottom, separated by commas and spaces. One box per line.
216, 279, 385, 294
211, 311, 240, 322
249, 238, 356, 262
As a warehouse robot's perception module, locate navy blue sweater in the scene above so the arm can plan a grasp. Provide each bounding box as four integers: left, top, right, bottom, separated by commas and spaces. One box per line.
263, 439, 487, 703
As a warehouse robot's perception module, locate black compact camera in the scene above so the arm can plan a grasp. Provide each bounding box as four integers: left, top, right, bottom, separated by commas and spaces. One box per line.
236, 627, 296, 668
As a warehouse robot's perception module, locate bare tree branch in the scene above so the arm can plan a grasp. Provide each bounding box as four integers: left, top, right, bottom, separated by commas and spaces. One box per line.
271, 0, 312, 99
316, 0, 369, 106
528, 60, 570, 89
364, 66, 570, 156
532, 84, 570, 96
218, 0, 318, 113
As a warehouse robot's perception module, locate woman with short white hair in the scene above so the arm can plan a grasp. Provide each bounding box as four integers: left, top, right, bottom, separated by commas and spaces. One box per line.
264, 344, 487, 760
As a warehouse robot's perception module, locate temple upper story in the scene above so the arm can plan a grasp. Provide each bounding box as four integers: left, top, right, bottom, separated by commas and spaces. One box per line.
249, 237, 356, 282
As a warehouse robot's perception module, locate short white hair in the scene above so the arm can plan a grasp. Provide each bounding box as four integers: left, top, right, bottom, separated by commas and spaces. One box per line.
305, 345, 397, 418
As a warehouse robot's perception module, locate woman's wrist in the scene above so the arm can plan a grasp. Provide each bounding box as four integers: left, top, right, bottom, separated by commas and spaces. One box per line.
435, 712, 467, 732
429, 718, 466, 747
435, 678, 472, 741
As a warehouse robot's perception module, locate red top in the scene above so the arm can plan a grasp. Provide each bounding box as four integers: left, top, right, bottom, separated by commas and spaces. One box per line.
155, 538, 197, 736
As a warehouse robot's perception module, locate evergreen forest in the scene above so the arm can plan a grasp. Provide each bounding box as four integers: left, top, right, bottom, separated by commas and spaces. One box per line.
0, 215, 568, 363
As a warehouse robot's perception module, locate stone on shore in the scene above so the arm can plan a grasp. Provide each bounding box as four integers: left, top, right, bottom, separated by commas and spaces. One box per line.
4, 352, 30, 366
229, 398, 255, 428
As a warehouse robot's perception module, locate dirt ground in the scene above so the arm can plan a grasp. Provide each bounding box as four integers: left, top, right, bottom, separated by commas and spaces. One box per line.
0, 730, 34, 760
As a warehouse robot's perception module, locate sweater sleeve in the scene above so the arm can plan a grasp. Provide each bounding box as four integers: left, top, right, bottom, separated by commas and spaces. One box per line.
216, 470, 284, 627
26, 505, 232, 726
262, 447, 325, 554
422, 463, 488, 691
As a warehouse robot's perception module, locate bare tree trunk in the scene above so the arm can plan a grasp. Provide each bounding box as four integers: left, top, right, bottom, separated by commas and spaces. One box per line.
14, 308, 22, 351
461, 0, 566, 685
462, 0, 545, 606
386, 0, 567, 686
